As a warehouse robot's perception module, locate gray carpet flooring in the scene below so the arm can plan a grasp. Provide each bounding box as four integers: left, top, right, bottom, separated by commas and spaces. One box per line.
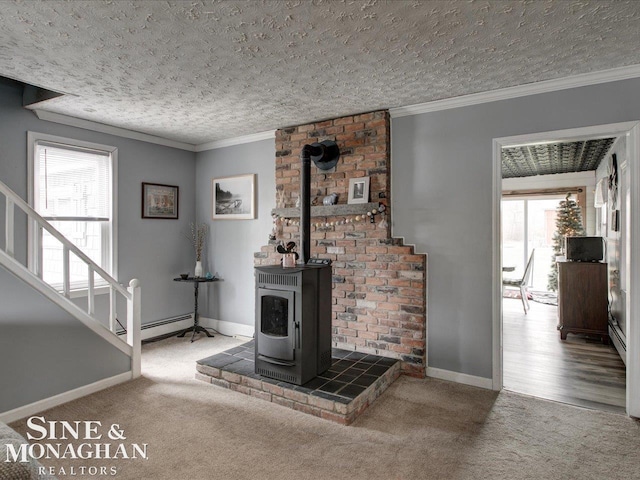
10, 335, 640, 480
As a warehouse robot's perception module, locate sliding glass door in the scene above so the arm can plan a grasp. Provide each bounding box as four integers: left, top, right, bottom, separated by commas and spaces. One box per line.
502, 197, 563, 292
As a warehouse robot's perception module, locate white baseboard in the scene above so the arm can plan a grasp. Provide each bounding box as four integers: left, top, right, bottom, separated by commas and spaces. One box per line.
200, 317, 254, 338
0, 372, 132, 424
427, 367, 493, 390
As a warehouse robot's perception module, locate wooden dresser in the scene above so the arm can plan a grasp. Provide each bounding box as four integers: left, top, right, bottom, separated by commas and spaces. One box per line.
557, 261, 609, 344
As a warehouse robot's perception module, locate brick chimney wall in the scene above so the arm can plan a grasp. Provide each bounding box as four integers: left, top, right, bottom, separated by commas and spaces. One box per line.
254, 110, 426, 376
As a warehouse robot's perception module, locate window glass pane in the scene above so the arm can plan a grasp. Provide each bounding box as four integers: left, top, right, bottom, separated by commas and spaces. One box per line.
527, 199, 561, 291
502, 200, 525, 274
502, 196, 564, 292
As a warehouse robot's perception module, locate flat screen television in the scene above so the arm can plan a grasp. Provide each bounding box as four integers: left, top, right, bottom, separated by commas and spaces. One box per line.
565, 236, 604, 262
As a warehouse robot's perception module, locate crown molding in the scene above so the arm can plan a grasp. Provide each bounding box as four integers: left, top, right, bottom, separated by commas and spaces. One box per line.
32, 108, 275, 152
32, 109, 197, 151
389, 64, 640, 118
195, 130, 276, 152
32, 64, 640, 152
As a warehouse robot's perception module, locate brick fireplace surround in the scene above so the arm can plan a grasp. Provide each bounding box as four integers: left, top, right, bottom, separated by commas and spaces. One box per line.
197, 110, 427, 424
254, 110, 427, 377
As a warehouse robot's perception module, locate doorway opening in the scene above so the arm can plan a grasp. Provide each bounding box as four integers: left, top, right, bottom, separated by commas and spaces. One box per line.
492, 122, 640, 417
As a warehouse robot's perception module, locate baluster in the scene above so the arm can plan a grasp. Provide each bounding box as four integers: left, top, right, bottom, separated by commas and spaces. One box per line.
88, 265, 95, 315
36, 223, 43, 279
63, 246, 70, 297
5, 198, 14, 257
109, 285, 117, 333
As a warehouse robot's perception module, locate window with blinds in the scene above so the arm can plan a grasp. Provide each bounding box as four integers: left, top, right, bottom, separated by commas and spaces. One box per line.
35, 144, 111, 221
30, 134, 116, 292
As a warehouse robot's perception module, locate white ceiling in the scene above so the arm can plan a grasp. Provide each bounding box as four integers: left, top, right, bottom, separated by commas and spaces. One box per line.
1, 0, 639, 146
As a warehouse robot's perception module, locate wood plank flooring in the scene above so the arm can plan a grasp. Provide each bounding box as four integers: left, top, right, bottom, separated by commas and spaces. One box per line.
503, 297, 626, 414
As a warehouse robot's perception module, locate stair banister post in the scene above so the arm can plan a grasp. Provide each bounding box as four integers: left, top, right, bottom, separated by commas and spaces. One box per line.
127, 278, 141, 378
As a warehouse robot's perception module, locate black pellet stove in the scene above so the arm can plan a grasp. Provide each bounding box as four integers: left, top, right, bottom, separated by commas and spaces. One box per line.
255, 141, 339, 385
255, 262, 332, 384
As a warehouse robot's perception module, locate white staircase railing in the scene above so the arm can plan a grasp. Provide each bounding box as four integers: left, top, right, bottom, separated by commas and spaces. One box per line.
0, 179, 140, 377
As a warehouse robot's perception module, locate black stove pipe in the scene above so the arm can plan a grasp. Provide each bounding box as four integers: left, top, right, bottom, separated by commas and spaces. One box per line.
300, 143, 324, 264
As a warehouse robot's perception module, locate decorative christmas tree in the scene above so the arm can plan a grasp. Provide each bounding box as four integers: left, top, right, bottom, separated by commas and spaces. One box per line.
548, 193, 585, 291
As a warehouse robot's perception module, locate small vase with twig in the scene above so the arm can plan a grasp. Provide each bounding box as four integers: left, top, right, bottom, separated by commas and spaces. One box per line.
186, 222, 208, 277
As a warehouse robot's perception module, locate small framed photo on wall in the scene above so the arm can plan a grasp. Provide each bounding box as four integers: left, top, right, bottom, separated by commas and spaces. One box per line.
141, 183, 179, 219
348, 177, 370, 204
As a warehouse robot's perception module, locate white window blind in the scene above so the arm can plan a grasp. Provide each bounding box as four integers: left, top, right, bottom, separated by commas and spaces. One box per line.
35, 143, 111, 220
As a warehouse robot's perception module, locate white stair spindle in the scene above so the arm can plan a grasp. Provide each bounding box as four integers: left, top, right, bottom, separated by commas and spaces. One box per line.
87, 265, 95, 315
109, 285, 117, 333
63, 246, 70, 297
36, 223, 44, 279
5, 198, 14, 257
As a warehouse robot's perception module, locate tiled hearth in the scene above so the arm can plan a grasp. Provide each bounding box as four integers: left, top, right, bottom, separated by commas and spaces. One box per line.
196, 341, 400, 425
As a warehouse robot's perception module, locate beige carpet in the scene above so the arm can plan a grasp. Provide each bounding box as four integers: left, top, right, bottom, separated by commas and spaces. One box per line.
10, 335, 640, 480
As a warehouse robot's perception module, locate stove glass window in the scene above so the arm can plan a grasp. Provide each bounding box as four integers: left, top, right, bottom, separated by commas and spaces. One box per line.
261, 295, 289, 337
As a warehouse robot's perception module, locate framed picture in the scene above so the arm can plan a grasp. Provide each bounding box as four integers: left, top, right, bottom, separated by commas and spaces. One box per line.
141, 182, 179, 219
348, 177, 370, 204
212, 174, 256, 220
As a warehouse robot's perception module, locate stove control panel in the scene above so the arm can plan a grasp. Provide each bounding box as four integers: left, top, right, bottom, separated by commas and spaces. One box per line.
307, 258, 332, 266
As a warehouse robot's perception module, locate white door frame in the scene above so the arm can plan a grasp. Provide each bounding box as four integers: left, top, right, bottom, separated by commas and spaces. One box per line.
492, 121, 640, 417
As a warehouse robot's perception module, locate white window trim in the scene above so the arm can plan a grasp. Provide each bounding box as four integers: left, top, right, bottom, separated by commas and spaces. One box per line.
27, 132, 118, 293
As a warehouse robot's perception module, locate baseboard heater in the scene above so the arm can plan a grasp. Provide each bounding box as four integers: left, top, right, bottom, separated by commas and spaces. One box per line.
608, 319, 627, 366
116, 314, 192, 336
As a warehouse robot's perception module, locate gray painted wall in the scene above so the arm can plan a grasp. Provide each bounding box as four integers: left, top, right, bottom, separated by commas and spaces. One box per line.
0, 268, 130, 412
0, 79, 197, 412
392, 77, 640, 379
194, 139, 275, 327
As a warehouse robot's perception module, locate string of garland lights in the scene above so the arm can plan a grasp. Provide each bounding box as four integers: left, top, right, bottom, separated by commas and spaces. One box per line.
272, 203, 387, 228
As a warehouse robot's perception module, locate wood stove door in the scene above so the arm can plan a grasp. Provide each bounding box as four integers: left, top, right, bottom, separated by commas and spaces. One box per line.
257, 288, 295, 361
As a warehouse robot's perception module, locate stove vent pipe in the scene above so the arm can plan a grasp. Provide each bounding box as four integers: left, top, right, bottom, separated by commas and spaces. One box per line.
299, 141, 340, 264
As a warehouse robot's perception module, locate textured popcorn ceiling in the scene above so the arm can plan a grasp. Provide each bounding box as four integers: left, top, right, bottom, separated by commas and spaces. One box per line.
1, 0, 640, 145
